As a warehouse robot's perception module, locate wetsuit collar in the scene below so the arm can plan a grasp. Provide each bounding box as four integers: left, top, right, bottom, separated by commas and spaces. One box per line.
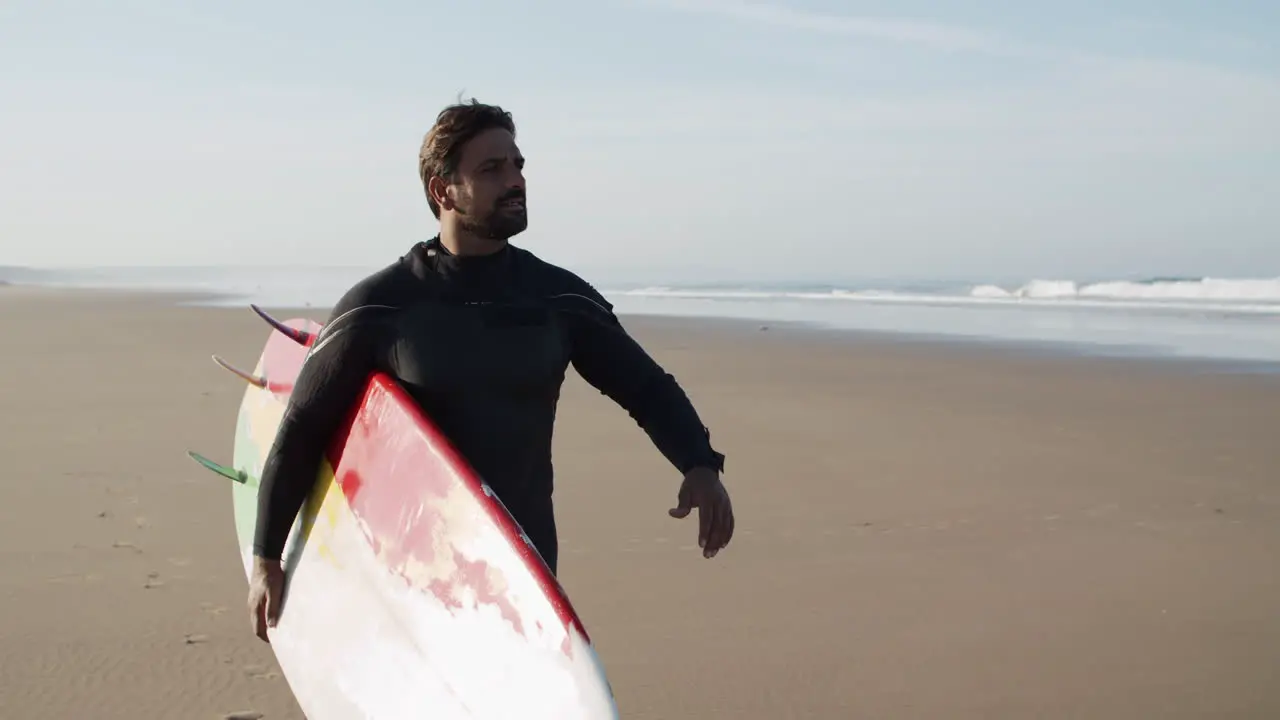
409, 235, 512, 282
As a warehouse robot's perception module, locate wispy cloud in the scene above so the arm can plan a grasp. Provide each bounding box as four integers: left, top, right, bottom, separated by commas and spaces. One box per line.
632, 0, 1280, 81
632, 0, 1028, 56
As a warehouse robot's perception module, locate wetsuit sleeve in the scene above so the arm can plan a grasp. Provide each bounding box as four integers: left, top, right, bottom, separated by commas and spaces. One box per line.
252, 288, 393, 561
564, 291, 725, 476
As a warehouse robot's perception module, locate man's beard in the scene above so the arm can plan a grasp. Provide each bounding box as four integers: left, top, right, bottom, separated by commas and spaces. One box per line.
458, 193, 528, 241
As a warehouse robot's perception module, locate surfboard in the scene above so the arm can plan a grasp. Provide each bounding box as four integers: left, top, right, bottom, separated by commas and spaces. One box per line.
189, 305, 619, 719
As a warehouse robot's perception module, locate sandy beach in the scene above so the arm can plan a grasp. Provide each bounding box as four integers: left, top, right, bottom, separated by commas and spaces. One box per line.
2, 288, 1279, 719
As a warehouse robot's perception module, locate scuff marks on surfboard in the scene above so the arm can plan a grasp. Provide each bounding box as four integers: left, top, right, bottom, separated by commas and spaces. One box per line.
426, 549, 527, 639
330, 376, 588, 655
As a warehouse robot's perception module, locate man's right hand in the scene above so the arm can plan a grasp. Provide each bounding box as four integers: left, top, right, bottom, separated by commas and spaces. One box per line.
247, 556, 285, 642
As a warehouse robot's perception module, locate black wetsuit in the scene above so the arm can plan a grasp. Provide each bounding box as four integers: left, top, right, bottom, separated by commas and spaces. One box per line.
253, 237, 724, 574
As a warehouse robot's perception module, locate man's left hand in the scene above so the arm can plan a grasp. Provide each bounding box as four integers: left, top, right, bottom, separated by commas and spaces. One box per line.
669, 466, 734, 558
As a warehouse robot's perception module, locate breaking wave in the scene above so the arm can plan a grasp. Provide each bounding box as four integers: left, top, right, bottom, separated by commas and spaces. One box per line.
614, 276, 1280, 316
969, 277, 1280, 303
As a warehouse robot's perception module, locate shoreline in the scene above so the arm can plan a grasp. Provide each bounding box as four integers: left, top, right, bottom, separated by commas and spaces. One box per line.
609, 312, 1280, 377
7, 283, 1275, 377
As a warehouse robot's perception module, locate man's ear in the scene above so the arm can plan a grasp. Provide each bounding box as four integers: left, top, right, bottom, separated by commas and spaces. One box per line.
427, 175, 453, 212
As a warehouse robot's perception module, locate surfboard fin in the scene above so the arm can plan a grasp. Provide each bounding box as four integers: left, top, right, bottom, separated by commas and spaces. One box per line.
211, 355, 268, 389
186, 450, 249, 485
250, 304, 314, 346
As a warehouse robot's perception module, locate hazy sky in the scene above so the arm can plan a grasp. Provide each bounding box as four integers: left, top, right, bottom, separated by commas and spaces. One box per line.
3, 0, 1278, 283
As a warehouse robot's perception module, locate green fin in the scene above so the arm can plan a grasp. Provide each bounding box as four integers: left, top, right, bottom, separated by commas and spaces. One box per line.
186, 450, 249, 485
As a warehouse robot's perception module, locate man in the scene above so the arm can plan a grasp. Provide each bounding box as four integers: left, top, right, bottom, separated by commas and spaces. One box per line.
247, 99, 734, 641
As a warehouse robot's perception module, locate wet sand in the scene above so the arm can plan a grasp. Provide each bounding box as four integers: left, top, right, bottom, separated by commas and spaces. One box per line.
2, 289, 1278, 718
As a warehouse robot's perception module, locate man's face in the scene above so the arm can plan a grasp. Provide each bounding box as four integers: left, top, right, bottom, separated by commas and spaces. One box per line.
446, 128, 527, 241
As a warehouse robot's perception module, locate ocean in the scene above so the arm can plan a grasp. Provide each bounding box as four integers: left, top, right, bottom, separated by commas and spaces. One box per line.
4, 265, 1279, 366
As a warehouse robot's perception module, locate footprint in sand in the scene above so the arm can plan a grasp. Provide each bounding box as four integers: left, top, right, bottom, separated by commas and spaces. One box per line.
200, 602, 228, 617
224, 712, 264, 720
112, 540, 143, 554
168, 557, 192, 567
184, 633, 209, 645
48, 573, 102, 585
144, 571, 165, 589
135, 516, 148, 529
243, 664, 281, 681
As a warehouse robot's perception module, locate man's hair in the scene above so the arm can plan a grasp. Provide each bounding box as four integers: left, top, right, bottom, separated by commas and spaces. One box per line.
418, 99, 517, 218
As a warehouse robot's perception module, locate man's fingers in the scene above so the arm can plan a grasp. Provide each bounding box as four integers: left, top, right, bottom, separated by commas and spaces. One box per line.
248, 571, 283, 644
697, 500, 711, 549
251, 597, 269, 642
670, 477, 733, 556
719, 493, 734, 546
707, 502, 726, 557
265, 580, 282, 628
668, 486, 692, 519
702, 502, 718, 556
705, 492, 734, 558
264, 592, 276, 629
